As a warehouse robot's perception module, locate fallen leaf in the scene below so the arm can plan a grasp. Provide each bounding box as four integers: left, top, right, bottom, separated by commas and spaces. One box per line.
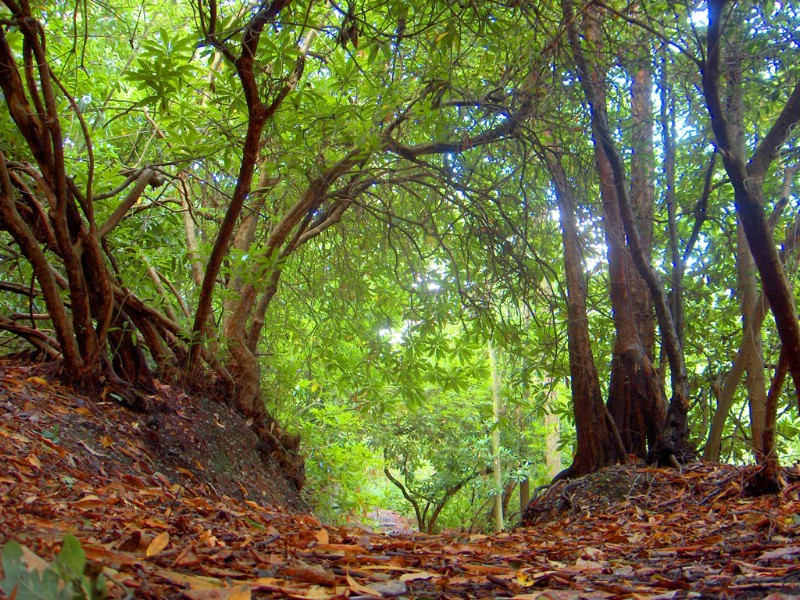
282, 562, 336, 587
760, 546, 800, 560
183, 584, 251, 600
75, 494, 105, 509
290, 585, 349, 600
314, 543, 368, 555
315, 528, 329, 545
398, 570, 437, 582
346, 572, 382, 597
27, 454, 41, 468
146, 531, 170, 557
461, 562, 513, 575
117, 531, 144, 552
510, 592, 583, 600
20, 545, 50, 576
26, 376, 49, 386
574, 558, 605, 571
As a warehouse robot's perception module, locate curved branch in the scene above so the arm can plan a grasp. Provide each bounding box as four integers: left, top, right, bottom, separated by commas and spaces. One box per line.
383, 467, 423, 531
0, 316, 62, 359
98, 168, 154, 238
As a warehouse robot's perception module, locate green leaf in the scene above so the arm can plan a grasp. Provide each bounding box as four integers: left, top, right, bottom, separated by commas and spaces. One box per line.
54, 535, 86, 579
0, 541, 26, 595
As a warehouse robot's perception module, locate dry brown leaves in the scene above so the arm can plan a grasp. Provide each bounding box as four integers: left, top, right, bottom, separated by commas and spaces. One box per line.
2, 362, 800, 599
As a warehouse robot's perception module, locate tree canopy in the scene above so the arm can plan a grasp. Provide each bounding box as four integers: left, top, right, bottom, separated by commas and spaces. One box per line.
1, 0, 800, 527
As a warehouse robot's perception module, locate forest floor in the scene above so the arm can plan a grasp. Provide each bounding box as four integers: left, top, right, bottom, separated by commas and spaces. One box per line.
2, 360, 800, 599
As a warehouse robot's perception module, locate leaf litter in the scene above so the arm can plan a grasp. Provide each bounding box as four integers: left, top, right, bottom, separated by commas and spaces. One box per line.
2, 360, 800, 599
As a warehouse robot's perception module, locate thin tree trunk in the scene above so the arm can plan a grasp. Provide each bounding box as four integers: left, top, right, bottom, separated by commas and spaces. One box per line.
545, 411, 561, 479
738, 222, 768, 454
178, 172, 205, 289
187, 0, 299, 372
703, 0, 800, 401
489, 340, 504, 533
704, 168, 796, 460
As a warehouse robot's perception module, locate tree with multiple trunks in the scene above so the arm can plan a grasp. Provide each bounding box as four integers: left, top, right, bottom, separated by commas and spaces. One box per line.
2, 0, 800, 517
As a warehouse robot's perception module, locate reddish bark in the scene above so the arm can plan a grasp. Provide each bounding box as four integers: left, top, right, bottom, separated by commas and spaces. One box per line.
547, 151, 626, 480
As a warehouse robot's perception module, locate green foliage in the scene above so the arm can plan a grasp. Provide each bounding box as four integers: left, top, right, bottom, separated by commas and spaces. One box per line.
0, 535, 107, 600
289, 395, 393, 523
3, 0, 800, 527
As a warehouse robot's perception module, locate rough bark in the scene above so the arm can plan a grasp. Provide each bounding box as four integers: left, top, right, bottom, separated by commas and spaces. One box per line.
562, 0, 672, 461
562, 0, 693, 464
546, 150, 626, 481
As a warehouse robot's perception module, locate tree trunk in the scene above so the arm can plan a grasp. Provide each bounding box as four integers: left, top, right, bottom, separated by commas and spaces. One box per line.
489, 340, 504, 533
545, 410, 561, 479
746, 350, 786, 495
704, 169, 796, 460
562, 0, 690, 464
703, 0, 800, 402
546, 150, 626, 480
627, 26, 656, 358
0, 12, 171, 391
737, 222, 768, 455
723, 37, 769, 456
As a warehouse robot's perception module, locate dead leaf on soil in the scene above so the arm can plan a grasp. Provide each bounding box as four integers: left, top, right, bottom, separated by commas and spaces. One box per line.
147, 531, 170, 556
760, 546, 800, 560
19, 545, 50, 576
183, 584, 252, 600
398, 570, 438, 582
315, 528, 329, 545
281, 562, 336, 587
346, 571, 383, 596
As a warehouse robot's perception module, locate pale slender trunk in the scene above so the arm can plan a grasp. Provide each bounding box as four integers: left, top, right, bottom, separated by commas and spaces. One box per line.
145, 263, 179, 323
489, 341, 503, 533
737, 222, 768, 454
726, 41, 768, 456
178, 172, 205, 289
517, 367, 531, 510
545, 410, 561, 479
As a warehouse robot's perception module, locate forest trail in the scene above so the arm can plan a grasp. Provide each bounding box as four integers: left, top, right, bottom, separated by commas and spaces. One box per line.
2, 362, 800, 599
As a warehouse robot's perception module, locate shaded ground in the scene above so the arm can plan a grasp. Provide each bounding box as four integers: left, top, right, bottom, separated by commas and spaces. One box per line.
0, 359, 304, 512
2, 360, 800, 599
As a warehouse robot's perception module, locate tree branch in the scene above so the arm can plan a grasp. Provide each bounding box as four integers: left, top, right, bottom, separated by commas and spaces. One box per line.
98, 169, 154, 239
